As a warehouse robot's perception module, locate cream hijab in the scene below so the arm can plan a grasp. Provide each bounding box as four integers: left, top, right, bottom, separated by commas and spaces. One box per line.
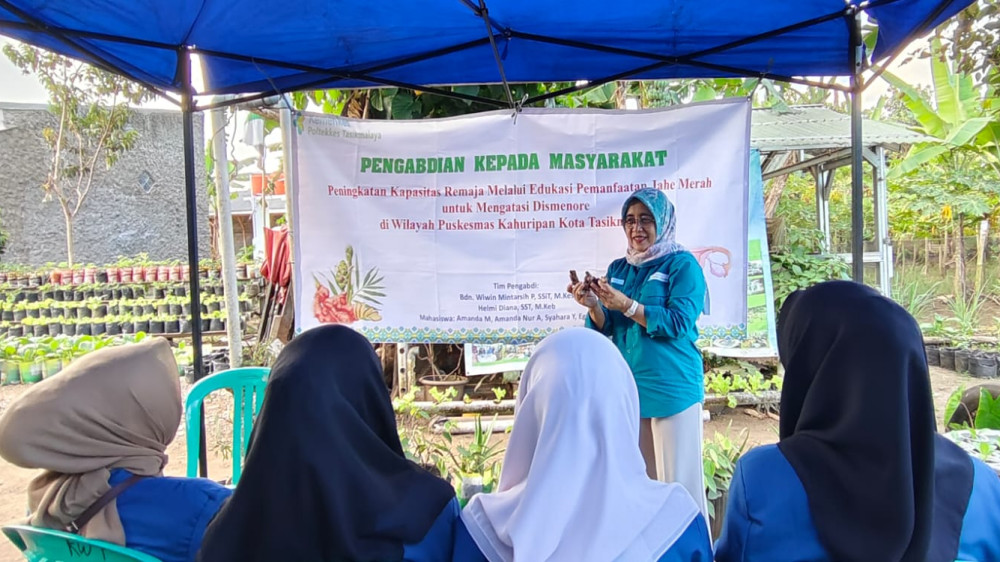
460, 328, 699, 561
0, 337, 181, 545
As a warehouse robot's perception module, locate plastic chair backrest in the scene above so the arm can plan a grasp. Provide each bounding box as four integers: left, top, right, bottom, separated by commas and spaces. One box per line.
2, 525, 161, 562
184, 367, 269, 485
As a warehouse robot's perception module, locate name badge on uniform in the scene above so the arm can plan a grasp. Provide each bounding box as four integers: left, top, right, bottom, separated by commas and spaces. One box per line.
609, 277, 625, 286
648, 272, 669, 283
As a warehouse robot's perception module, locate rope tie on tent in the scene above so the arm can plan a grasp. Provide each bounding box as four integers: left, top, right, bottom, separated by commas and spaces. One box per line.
511, 92, 529, 123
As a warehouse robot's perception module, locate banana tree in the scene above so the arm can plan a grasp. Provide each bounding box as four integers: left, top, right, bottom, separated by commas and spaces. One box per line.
883, 37, 1000, 296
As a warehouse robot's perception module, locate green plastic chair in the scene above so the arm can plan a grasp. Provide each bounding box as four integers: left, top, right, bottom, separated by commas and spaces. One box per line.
185, 367, 270, 485
2, 525, 161, 562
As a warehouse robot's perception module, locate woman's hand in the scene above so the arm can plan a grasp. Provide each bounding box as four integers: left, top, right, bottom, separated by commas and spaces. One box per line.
567, 281, 600, 309
593, 279, 632, 312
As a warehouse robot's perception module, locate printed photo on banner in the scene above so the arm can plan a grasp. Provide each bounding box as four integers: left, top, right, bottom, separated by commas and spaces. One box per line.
292, 100, 750, 343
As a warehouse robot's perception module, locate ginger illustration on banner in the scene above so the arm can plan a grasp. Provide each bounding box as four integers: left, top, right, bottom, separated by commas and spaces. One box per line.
313, 245, 385, 324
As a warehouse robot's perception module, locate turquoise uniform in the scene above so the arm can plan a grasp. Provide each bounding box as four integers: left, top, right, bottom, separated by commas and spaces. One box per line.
586, 251, 706, 418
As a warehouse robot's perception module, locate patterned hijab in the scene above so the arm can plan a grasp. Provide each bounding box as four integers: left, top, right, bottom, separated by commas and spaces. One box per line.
622, 188, 685, 266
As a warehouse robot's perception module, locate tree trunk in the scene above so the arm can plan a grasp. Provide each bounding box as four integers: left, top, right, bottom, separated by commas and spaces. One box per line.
976, 219, 989, 294
954, 214, 967, 298
63, 209, 75, 267
941, 229, 948, 274
923, 238, 930, 274
763, 152, 799, 220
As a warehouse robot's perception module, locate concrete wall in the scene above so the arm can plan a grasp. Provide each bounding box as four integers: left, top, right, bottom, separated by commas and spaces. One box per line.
0, 102, 211, 266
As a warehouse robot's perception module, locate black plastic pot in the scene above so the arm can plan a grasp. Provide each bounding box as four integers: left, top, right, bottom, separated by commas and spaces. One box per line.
99, 290, 113, 301
8, 326, 22, 337
77, 307, 91, 319
32, 325, 45, 337
135, 320, 150, 333
41, 291, 54, 301
169, 304, 182, 316
121, 322, 135, 334
143, 305, 155, 315
157, 304, 170, 315
92, 322, 106, 335
84, 290, 95, 299
165, 320, 180, 333
955, 349, 972, 374
1, 311, 12, 322
154, 288, 166, 299
201, 319, 211, 332
96, 271, 108, 283
111, 289, 122, 300
970, 354, 998, 379
209, 319, 224, 331
173, 287, 186, 297
62, 323, 74, 336
939, 348, 957, 371
24, 292, 38, 303
106, 323, 121, 336
149, 320, 164, 334
76, 324, 92, 336
925, 346, 940, 366
13, 310, 26, 321
122, 287, 134, 299
93, 305, 107, 318
75, 291, 85, 302
182, 304, 191, 315
179, 319, 192, 333
208, 302, 221, 313
26, 309, 39, 319
39, 308, 50, 318
47, 324, 61, 336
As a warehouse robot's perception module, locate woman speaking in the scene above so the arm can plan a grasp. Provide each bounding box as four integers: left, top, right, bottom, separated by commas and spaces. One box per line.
568, 187, 708, 519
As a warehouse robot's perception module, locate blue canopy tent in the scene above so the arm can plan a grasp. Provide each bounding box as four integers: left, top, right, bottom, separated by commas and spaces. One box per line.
0, 0, 973, 379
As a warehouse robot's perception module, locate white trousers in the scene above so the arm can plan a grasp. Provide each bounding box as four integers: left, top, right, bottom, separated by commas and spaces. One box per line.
639, 403, 710, 522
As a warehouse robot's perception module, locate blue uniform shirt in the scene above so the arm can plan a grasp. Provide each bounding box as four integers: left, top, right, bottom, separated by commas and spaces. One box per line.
715, 444, 1000, 562
111, 469, 232, 562
586, 251, 706, 418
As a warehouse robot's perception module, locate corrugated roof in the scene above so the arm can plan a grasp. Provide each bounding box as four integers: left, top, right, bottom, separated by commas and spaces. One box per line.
751, 105, 933, 152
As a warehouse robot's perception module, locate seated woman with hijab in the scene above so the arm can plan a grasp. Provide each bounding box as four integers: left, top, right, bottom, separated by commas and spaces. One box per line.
715, 281, 1000, 562
198, 324, 459, 562
0, 338, 232, 562
454, 327, 712, 562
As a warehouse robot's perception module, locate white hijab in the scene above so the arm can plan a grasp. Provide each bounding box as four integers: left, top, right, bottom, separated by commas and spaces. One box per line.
460, 328, 699, 562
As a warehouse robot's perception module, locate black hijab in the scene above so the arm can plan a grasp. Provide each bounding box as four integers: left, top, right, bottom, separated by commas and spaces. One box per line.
197, 325, 455, 562
776, 281, 941, 562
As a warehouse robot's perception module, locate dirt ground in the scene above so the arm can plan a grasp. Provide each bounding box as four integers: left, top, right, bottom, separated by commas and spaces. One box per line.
0, 367, 977, 561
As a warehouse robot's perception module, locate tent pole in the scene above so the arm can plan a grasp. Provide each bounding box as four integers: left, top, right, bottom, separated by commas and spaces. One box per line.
849, 12, 864, 282
178, 49, 209, 478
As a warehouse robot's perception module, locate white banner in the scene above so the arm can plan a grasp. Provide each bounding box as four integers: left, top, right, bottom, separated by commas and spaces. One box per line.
293, 100, 749, 343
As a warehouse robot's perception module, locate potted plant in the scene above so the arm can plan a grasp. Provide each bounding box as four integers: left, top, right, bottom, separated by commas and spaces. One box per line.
940, 346, 958, 371
119, 256, 136, 284
450, 415, 504, 504
148, 317, 165, 334
19, 345, 44, 384
198, 258, 213, 280
42, 346, 62, 379
75, 320, 92, 337
168, 297, 183, 316
418, 366, 469, 401
208, 311, 225, 332
164, 315, 180, 334
61, 317, 75, 336
1, 345, 20, 385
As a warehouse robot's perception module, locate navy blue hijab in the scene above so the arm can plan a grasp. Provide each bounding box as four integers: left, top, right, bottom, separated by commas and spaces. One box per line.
198, 325, 455, 561
776, 281, 972, 562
